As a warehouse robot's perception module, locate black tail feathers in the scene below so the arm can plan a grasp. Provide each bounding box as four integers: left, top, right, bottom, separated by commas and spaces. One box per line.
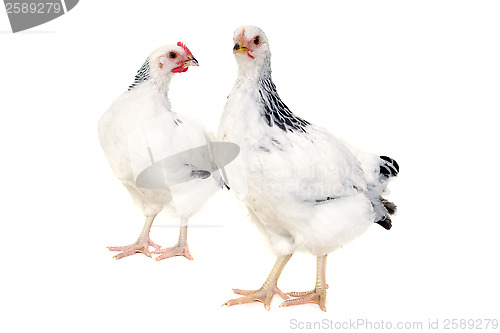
381, 197, 397, 215
375, 197, 397, 230
380, 156, 399, 178
373, 156, 399, 230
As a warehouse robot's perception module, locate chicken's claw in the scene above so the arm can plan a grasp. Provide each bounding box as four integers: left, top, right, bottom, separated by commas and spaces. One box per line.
107, 238, 161, 260
223, 286, 289, 311
154, 244, 193, 261
280, 288, 327, 312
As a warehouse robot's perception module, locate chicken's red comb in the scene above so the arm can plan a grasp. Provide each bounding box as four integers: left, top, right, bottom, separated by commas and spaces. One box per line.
177, 41, 193, 57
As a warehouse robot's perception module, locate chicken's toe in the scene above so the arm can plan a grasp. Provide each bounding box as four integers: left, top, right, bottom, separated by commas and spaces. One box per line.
154, 244, 193, 261
280, 289, 327, 312
107, 238, 159, 259
224, 286, 288, 310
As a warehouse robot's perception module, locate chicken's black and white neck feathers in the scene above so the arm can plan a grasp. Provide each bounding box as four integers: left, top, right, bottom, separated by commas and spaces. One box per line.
237, 51, 310, 134
128, 59, 151, 91
258, 77, 310, 133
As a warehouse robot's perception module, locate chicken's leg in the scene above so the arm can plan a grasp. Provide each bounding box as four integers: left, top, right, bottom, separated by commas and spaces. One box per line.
281, 254, 328, 311
107, 215, 161, 259
223, 254, 292, 310
155, 218, 193, 261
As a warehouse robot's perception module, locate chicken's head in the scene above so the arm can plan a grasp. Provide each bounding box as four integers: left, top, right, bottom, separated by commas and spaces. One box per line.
232, 26, 270, 70
149, 42, 198, 75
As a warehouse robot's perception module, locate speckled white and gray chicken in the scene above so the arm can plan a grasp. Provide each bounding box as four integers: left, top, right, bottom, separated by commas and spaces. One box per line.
219, 26, 399, 311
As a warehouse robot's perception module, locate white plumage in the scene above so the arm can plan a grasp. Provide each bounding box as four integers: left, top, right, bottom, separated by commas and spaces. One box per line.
99, 43, 221, 260
220, 26, 399, 311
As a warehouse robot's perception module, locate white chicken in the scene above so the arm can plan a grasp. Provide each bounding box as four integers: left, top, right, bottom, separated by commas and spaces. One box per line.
99, 42, 223, 260
219, 26, 399, 311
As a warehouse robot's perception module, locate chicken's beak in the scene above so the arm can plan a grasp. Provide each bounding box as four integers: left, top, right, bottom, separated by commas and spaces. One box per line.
183, 56, 199, 67
233, 42, 250, 54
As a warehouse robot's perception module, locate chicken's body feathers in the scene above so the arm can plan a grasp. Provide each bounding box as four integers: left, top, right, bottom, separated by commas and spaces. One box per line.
98, 43, 214, 260
219, 27, 398, 257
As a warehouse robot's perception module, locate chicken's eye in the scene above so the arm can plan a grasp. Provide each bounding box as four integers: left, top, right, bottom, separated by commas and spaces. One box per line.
169, 52, 177, 59
253, 36, 260, 45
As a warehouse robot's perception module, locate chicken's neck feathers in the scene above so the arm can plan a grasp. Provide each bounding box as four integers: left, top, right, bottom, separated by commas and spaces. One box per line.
236, 53, 272, 82
128, 58, 173, 93
232, 55, 310, 135
257, 77, 310, 133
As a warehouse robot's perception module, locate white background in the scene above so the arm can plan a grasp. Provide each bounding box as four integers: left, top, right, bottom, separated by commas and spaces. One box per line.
1, 1, 499, 332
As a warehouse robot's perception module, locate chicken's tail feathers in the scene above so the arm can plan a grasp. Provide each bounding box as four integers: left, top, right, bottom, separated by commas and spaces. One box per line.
381, 197, 397, 215
379, 155, 399, 179
374, 197, 397, 230
372, 155, 399, 230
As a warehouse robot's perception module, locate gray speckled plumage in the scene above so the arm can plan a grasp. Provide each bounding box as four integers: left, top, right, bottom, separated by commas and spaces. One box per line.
128, 59, 151, 91
258, 77, 310, 133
